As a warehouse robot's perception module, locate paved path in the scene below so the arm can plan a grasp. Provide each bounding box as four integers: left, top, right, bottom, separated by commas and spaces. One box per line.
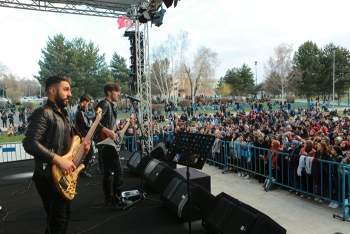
200, 164, 349, 234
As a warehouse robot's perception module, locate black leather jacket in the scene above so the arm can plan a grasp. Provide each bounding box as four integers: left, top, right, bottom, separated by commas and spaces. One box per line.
93, 99, 117, 142
74, 104, 90, 136
22, 99, 74, 178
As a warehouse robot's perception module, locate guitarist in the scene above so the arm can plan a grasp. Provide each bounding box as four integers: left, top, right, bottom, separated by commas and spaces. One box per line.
22, 74, 91, 234
74, 94, 94, 178
93, 82, 133, 208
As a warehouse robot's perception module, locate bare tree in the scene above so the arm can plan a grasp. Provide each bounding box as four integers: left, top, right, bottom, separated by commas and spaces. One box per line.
183, 46, 219, 103
151, 44, 173, 103
264, 43, 299, 102
150, 30, 189, 103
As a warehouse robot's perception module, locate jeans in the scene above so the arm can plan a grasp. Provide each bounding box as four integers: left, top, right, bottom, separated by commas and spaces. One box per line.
33, 171, 72, 234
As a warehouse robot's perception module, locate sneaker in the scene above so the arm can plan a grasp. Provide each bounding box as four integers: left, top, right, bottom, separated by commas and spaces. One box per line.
307, 196, 312, 200
288, 190, 294, 193
238, 172, 242, 177
295, 191, 299, 195
318, 199, 324, 203
314, 198, 320, 202
331, 203, 339, 209
245, 175, 250, 179
301, 194, 305, 198
329, 202, 334, 207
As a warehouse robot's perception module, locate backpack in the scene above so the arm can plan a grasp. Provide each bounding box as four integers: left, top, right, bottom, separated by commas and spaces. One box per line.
263, 177, 276, 191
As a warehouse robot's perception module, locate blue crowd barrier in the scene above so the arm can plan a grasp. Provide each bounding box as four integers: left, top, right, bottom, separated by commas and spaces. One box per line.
213, 140, 350, 221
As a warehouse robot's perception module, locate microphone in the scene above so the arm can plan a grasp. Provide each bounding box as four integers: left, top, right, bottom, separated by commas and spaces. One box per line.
125, 94, 141, 102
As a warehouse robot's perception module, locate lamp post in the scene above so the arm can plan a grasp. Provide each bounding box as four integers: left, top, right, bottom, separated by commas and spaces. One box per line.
331, 47, 337, 110
255, 61, 257, 86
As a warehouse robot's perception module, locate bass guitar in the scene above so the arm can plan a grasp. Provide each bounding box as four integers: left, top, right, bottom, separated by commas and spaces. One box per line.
52, 108, 102, 201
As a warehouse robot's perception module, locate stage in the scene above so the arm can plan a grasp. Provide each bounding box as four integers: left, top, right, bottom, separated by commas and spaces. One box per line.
0, 159, 209, 234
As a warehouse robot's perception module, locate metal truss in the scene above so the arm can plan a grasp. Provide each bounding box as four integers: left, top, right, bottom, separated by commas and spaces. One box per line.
134, 10, 153, 152
0, 0, 154, 151
0, 0, 131, 18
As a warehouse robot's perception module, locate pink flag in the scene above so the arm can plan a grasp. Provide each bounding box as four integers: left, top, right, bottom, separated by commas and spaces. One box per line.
117, 15, 134, 29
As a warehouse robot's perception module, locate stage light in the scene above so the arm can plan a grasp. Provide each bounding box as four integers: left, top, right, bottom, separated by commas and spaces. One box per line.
151, 5, 166, 27
163, 0, 180, 8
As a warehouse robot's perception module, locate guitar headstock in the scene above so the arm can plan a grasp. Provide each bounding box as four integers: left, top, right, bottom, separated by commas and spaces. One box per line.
96, 107, 102, 119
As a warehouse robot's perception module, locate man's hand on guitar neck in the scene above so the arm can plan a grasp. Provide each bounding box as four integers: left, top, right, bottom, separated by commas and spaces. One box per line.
102, 127, 116, 141
52, 155, 76, 175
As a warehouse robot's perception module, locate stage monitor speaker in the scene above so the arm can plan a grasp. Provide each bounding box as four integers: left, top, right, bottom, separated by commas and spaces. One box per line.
143, 159, 177, 193
150, 142, 167, 159
126, 152, 152, 176
202, 192, 286, 234
150, 143, 176, 169
120, 150, 132, 168
160, 174, 215, 222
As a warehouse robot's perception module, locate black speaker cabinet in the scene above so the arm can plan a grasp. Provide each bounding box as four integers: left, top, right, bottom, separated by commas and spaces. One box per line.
160, 174, 215, 222
175, 167, 211, 192
150, 142, 167, 159
143, 159, 177, 193
126, 152, 152, 176
202, 192, 286, 234
150, 142, 176, 169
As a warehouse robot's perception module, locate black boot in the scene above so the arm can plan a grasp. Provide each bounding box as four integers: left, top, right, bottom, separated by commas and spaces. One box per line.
113, 186, 132, 209
103, 178, 114, 206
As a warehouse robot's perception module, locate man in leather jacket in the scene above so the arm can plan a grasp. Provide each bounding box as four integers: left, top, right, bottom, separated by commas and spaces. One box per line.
74, 94, 94, 178
22, 74, 90, 234
93, 82, 133, 209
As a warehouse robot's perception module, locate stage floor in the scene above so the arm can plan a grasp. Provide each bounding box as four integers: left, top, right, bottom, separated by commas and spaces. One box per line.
0, 159, 208, 234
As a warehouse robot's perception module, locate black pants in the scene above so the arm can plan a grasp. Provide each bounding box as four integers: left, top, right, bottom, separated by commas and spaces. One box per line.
101, 145, 123, 189
33, 171, 72, 234
82, 147, 94, 168
2, 120, 6, 128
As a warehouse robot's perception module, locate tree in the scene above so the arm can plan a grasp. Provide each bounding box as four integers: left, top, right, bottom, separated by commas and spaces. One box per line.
183, 46, 219, 103
223, 64, 254, 98
150, 44, 173, 103
35, 34, 112, 100
292, 41, 324, 99
321, 43, 350, 100
109, 52, 129, 94
150, 30, 189, 103
264, 43, 298, 101
150, 58, 173, 101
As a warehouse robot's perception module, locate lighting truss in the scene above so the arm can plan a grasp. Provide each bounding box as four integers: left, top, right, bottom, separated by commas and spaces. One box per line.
0, 0, 132, 18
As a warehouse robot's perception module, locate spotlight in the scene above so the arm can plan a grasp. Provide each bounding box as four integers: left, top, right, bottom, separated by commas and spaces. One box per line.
163, 0, 180, 8
151, 5, 166, 27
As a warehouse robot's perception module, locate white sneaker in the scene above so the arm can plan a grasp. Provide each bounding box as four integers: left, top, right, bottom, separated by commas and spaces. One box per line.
245, 175, 250, 179
329, 202, 334, 207
318, 199, 324, 203
314, 198, 319, 202
307, 196, 312, 200
238, 172, 242, 177
332, 203, 339, 209
301, 194, 305, 198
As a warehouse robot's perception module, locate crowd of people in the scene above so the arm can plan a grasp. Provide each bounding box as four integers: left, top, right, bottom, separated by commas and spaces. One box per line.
146, 102, 350, 211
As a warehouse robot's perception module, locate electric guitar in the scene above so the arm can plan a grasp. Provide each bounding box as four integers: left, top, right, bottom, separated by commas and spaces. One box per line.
52, 108, 102, 201
97, 115, 133, 150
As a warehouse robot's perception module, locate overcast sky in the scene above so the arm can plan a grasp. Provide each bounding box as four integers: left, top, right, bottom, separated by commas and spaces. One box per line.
1, 0, 350, 84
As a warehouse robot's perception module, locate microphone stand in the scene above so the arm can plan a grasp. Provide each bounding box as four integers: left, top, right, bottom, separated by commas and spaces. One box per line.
123, 100, 161, 210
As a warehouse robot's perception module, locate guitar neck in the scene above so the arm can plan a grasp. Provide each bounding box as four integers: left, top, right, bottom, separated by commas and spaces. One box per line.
72, 115, 101, 166
118, 120, 131, 137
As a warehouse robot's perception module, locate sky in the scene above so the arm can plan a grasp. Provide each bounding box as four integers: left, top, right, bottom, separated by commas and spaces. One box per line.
1, 0, 350, 85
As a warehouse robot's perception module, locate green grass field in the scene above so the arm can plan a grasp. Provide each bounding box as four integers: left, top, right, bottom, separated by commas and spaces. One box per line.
0, 133, 25, 143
